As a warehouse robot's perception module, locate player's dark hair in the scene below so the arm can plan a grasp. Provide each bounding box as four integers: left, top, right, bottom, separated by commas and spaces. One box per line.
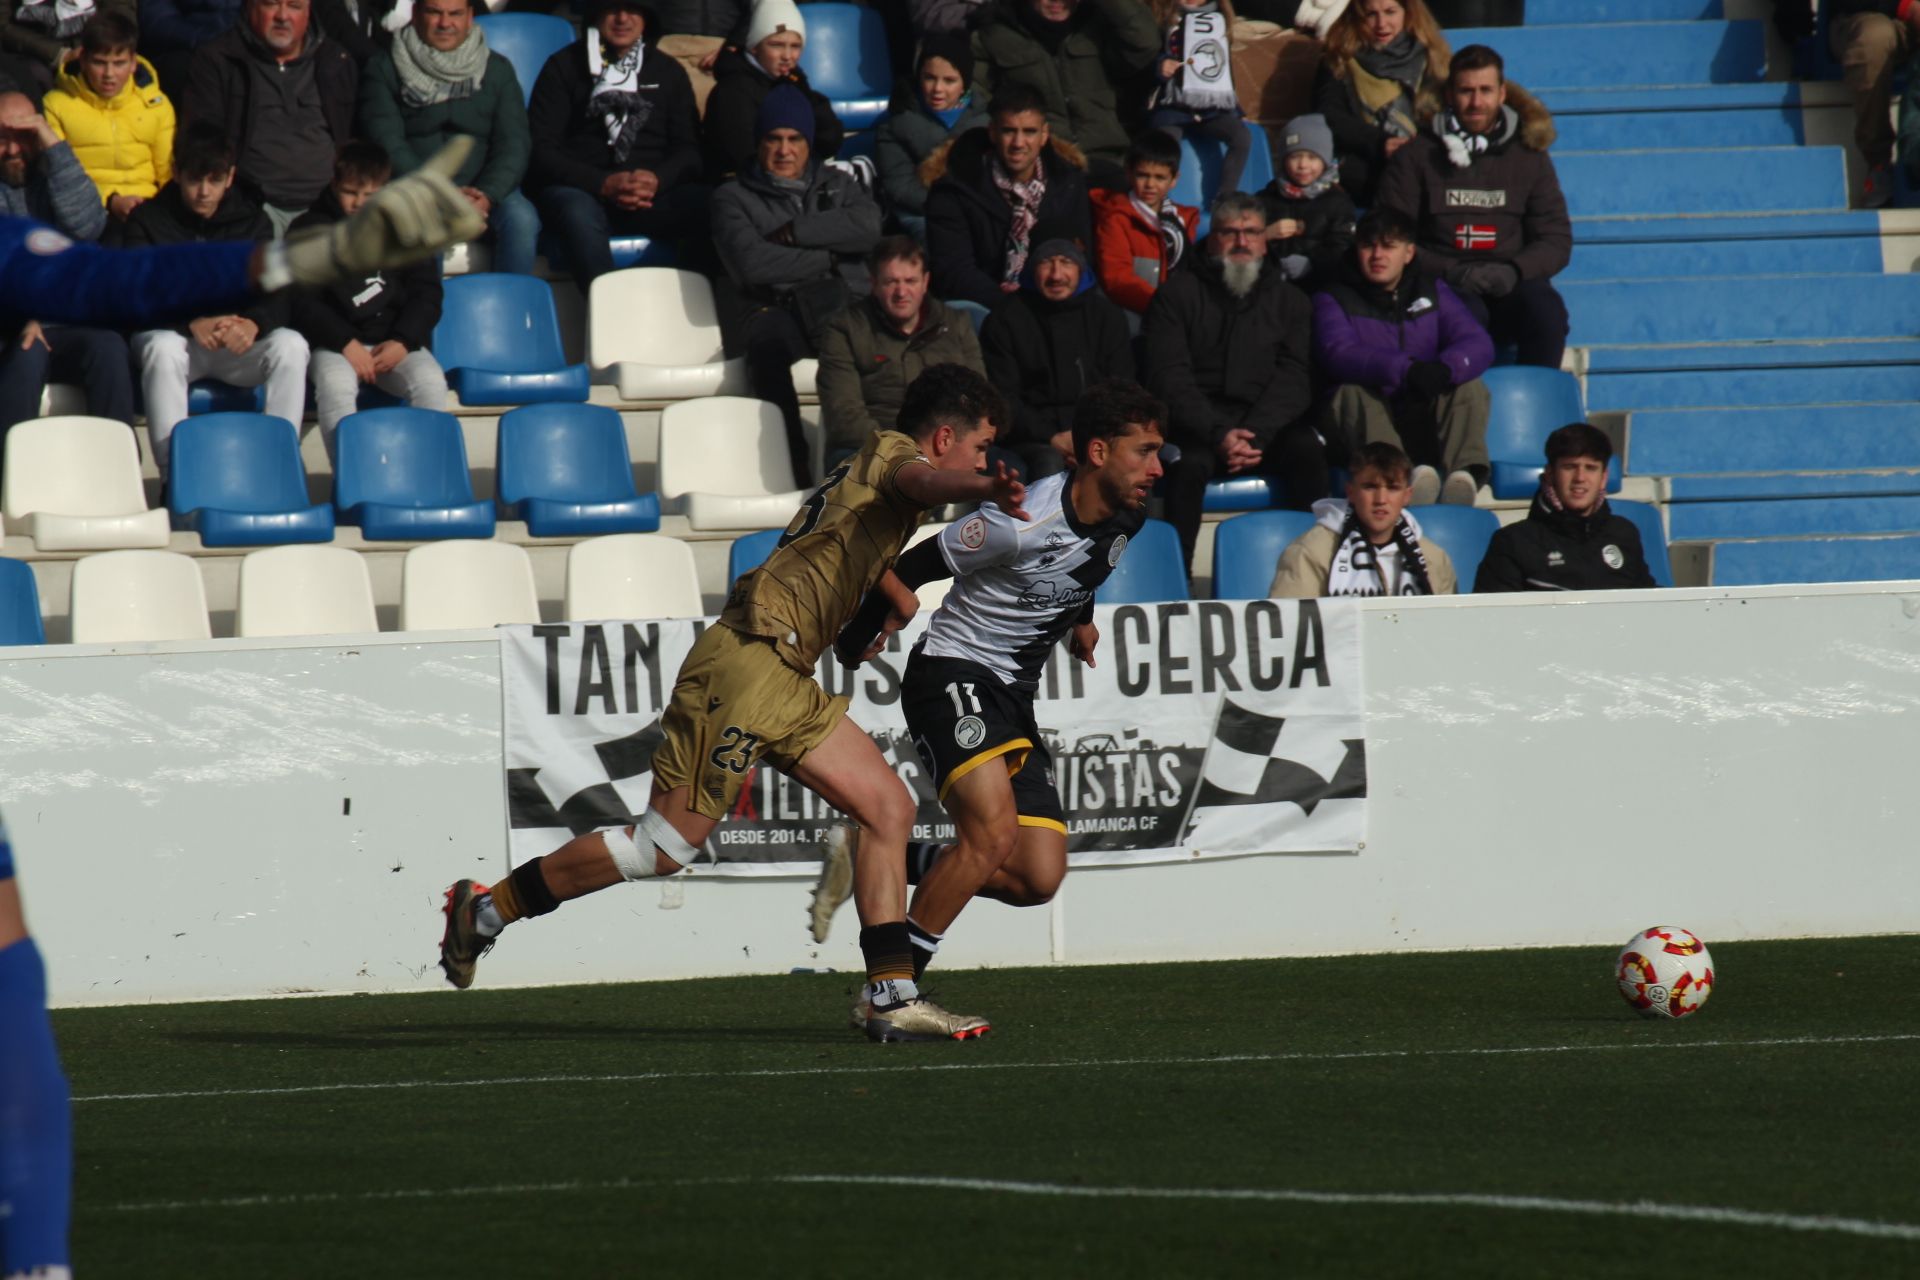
988, 81, 1049, 125
865, 234, 926, 276
334, 138, 393, 187
1354, 207, 1418, 248
173, 122, 235, 181
77, 10, 137, 54
1126, 130, 1181, 175
1072, 379, 1165, 463
1349, 441, 1412, 486
1449, 43, 1505, 84
899, 363, 1006, 442
1545, 421, 1613, 465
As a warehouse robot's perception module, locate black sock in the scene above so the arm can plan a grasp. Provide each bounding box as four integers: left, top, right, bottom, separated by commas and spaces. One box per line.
510, 857, 561, 917
905, 841, 945, 885
906, 916, 942, 983
858, 922, 915, 987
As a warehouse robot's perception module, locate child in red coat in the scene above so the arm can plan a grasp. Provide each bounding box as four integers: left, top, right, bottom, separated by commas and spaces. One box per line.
1090, 131, 1201, 316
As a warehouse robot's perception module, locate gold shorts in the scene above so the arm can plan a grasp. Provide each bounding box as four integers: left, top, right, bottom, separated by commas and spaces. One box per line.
650, 624, 850, 820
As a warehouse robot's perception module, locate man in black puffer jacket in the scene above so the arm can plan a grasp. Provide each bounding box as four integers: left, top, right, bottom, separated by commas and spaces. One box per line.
1476, 422, 1657, 592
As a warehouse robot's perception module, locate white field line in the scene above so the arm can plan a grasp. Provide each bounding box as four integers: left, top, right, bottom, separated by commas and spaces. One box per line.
97, 1173, 1920, 1243
70, 1031, 1920, 1104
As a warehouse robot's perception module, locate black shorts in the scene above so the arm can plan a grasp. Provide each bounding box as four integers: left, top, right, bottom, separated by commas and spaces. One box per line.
902, 653, 1065, 833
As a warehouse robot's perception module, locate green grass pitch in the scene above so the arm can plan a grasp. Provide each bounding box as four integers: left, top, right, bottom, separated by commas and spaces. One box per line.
56, 936, 1920, 1277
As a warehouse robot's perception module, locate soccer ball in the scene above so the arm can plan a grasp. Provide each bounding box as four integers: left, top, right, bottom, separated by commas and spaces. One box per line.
1615, 926, 1715, 1019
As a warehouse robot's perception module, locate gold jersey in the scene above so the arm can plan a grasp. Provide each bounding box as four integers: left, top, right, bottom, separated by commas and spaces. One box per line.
720, 430, 932, 672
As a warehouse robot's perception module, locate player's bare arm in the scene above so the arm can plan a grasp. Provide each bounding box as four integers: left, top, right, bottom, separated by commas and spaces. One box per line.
895, 456, 1031, 520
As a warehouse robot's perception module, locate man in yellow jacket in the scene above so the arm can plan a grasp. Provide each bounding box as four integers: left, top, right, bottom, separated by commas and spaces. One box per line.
42, 11, 172, 222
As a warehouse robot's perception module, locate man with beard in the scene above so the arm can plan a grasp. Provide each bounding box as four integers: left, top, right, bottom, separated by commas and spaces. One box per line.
1144, 189, 1320, 578
978, 224, 1132, 479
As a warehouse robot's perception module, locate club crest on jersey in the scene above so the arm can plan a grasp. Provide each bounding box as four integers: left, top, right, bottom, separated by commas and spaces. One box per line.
24, 228, 72, 255
1602, 544, 1624, 569
954, 715, 986, 749
1108, 534, 1128, 567
958, 515, 988, 549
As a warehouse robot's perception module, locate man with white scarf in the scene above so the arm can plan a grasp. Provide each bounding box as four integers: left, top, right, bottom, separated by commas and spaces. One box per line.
1270, 440, 1457, 597
359, 0, 537, 272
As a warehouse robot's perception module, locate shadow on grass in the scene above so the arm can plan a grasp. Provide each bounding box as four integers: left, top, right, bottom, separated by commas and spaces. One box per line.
160, 1022, 848, 1051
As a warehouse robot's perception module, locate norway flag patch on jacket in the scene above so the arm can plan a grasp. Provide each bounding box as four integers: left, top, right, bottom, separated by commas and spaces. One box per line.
1454, 224, 1498, 251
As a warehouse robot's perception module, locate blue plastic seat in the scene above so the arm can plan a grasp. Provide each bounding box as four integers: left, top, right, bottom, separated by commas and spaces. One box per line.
1212, 509, 1317, 599
1171, 122, 1273, 237
496, 403, 661, 537
334, 407, 495, 542
187, 380, 265, 415
0, 557, 44, 645
1483, 366, 1619, 498
1609, 498, 1674, 587
474, 12, 575, 104
168, 413, 335, 547
797, 3, 891, 131
1202, 475, 1286, 512
432, 274, 590, 406
728, 528, 783, 584
1406, 504, 1500, 592
1096, 518, 1187, 604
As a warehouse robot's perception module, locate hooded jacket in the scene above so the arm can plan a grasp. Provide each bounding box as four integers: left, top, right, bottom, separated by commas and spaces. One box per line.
359, 39, 531, 202
524, 35, 698, 197
287, 184, 442, 353
970, 0, 1161, 168
1270, 500, 1458, 597
921, 126, 1092, 310
1256, 180, 1357, 290
1142, 252, 1314, 452
1089, 186, 1198, 315
180, 21, 359, 205
874, 92, 987, 216
1474, 489, 1656, 593
112, 178, 282, 332
711, 159, 881, 298
43, 56, 174, 205
701, 44, 843, 181
1312, 264, 1492, 398
815, 294, 984, 451
1373, 84, 1570, 282
979, 273, 1133, 450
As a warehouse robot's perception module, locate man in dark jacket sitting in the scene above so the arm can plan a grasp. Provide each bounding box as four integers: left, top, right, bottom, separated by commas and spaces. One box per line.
924, 80, 1091, 312
1476, 422, 1656, 592
1314, 207, 1492, 506
526, 0, 707, 287
978, 223, 1131, 479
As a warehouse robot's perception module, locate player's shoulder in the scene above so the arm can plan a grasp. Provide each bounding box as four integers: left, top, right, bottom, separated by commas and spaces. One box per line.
868, 429, 930, 470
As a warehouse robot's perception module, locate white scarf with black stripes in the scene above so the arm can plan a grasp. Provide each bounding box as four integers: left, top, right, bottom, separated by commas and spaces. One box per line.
1316, 498, 1435, 597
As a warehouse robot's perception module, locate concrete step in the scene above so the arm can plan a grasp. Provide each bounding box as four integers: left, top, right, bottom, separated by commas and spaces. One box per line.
1626, 402, 1920, 474
1589, 363, 1920, 410
1554, 106, 1803, 149
1564, 235, 1878, 282
1571, 209, 1878, 242
1564, 273, 1920, 344
1665, 471, 1920, 499
1526, 0, 1722, 21
1666, 494, 1920, 539
1557, 147, 1847, 217
1584, 338, 1920, 370
1451, 20, 1767, 88
1709, 533, 1920, 585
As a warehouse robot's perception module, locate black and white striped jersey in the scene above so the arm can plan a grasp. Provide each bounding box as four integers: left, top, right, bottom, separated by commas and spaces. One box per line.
916, 471, 1144, 692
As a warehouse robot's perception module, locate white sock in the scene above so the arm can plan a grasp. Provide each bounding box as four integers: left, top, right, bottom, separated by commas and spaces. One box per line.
866, 976, 919, 1008
474, 896, 504, 937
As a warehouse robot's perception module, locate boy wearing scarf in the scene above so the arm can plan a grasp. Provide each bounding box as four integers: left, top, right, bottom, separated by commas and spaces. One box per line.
874, 33, 983, 236
1270, 440, 1457, 597
1256, 112, 1355, 289
1089, 129, 1199, 315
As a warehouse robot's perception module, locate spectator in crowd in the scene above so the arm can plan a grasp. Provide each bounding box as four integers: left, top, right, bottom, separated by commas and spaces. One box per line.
911, 0, 987, 35
1314, 207, 1489, 505
971, 0, 1161, 185
1475, 421, 1655, 592
121, 122, 308, 475
526, 0, 705, 287
979, 223, 1132, 479
712, 83, 881, 487
289, 140, 446, 460
44, 11, 173, 223
816, 235, 984, 461
182, 0, 359, 234
1824, 0, 1917, 205
1146, 0, 1251, 198
1314, 0, 1450, 207
360, 0, 535, 274
923, 81, 1091, 312
138, 0, 239, 97
1375, 44, 1570, 370
651, 0, 746, 113
1090, 128, 1196, 317
703, 0, 842, 181
1, 0, 134, 94
1256, 112, 1354, 290
312, 0, 393, 65
0, 88, 130, 460
1269, 440, 1458, 596
875, 33, 983, 241
1145, 189, 1319, 575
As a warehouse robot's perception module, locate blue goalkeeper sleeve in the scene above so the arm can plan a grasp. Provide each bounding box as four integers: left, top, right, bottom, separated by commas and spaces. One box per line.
0, 217, 258, 330
0, 826, 73, 1277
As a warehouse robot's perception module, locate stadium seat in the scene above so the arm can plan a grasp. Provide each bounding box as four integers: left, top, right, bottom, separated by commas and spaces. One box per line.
496, 403, 661, 537
943, 298, 990, 334
168, 413, 335, 548
1096, 518, 1187, 603
608, 236, 675, 270
399, 539, 541, 631
563, 533, 703, 621
0, 557, 44, 645
656, 397, 806, 530
235, 545, 378, 638
727, 527, 783, 584
186, 379, 266, 416
1406, 504, 1500, 592
1, 416, 171, 551
587, 269, 748, 401
474, 12, 575, 104
1609, 498, 1675, 587
1211, 509, 1317, 599
1172, 122, 1274, 236
334, 407, 496, 542
1203, 475, 1286, 513
433, 274, 590, 405
68, 549, 210, 643
797, 3, 891, 131
1483, 367, 1620, 499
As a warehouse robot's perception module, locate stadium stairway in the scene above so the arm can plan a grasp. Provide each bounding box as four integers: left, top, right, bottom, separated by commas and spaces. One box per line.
1474, 2, 1920, 585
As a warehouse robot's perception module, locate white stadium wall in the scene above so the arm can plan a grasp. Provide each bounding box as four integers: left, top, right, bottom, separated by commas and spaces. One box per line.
9, 581, 1919, 1008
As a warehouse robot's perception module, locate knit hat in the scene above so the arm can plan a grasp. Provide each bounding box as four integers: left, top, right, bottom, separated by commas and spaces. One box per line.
1280, 113, 1336, 168
916, 33, 974, 89
1029, 222, 1090, 279
746, 0, 806, 49
583, 0, 652, 22
756, 82, 816, 145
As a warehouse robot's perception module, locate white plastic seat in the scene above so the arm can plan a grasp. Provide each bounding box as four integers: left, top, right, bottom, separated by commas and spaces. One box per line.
36, 384, 86, 417
564, 533, 703, 620
399, 540, 541, 632
588, 268, 750, 401
69, 550, 210, 643
3, 416, 171, 550
236, 545, 379, 638
657, 396, 806, 531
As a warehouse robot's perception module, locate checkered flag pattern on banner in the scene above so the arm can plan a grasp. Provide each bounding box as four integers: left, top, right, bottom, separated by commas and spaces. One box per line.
1177, 696, 1367, 849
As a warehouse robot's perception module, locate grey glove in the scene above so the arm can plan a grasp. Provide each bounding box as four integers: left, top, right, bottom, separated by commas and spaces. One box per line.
1449, 260, 1520, 298
278, 137, 486, 288
1278, 253, 1311, 280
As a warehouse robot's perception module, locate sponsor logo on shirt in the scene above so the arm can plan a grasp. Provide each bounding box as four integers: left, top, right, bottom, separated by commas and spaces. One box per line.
1446, 189, 1507, 208
1453, 224, 1499, 251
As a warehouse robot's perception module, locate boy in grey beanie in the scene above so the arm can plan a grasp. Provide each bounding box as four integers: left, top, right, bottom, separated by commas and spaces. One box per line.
1256, 112, 1356, 289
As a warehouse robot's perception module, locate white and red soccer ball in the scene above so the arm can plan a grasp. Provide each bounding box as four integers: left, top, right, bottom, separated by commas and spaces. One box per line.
1616, 926, 1715, 1019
